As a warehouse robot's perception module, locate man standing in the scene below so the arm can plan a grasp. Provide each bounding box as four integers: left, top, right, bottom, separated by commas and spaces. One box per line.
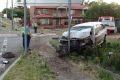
34, 22, 38, 33
21, 23, 31, 50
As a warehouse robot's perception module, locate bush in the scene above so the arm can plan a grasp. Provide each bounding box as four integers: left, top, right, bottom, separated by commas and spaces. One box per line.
117, 27, 120, 33
98, 69, 113, 80
100, 42, 120, 71
102, 52, 120, 71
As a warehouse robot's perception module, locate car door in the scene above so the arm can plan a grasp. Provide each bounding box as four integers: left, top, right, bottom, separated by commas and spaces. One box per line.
95, 25, 105, 45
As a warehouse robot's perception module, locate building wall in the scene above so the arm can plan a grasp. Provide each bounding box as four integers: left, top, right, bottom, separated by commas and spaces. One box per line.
30, 4, 88, 29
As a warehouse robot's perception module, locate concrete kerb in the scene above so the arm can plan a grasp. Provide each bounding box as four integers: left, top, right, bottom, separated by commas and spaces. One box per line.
0, 56, 21, 80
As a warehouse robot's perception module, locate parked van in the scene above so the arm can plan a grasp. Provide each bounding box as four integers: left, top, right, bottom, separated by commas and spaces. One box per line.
98, 16, 117, 34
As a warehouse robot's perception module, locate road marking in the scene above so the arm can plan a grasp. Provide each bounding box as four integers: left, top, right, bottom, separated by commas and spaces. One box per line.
0, 37, 8, 55
0, 37, 8, 73
0, 34, 18, 37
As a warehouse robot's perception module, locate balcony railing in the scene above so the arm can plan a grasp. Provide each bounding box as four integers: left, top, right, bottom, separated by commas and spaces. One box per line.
53, 13, 68, 17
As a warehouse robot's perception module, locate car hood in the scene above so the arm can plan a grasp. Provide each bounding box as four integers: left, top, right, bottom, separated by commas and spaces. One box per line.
62, 28, 91, 39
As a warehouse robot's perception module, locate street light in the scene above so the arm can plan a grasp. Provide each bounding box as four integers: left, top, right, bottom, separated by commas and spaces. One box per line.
11, 0, 14, 30
24, 0, 27, 53
68, 0, 71, 53
6, 0, 8, 18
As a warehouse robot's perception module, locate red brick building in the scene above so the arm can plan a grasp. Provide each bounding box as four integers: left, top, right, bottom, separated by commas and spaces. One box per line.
30, 4, 88, 29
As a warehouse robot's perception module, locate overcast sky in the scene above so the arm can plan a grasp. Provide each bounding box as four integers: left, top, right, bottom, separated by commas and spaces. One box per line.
0, 0, 120, 12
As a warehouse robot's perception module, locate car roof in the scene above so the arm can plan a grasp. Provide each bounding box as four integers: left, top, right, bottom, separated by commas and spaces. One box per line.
73, 22, 102, 28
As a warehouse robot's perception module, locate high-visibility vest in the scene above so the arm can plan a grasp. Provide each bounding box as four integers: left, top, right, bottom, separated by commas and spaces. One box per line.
21, 26, 31, 35
21, 27, 25, 33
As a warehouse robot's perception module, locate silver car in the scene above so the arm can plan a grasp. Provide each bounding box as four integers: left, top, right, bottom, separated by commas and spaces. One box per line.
58, 22, 107, 56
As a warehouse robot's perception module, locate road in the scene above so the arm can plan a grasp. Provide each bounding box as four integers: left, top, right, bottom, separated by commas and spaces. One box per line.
0, 33, 21, 75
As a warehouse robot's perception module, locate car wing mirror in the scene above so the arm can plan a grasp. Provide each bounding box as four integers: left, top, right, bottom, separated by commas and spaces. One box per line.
90, 31, 92, 35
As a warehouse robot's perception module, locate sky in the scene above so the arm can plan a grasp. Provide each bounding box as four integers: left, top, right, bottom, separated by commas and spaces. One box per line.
0, 0, 120, 12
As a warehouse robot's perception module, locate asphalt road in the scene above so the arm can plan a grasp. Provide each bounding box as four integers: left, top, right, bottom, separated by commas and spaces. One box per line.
0, 33, 22, 75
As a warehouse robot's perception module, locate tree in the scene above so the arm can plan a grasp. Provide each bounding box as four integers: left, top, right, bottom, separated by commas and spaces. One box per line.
2, 6, 29, 20
85, 1, 120, 21
2, 8, 12, 19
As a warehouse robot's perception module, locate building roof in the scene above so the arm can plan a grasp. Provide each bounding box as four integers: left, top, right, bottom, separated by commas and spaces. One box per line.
33, 4, 88, 10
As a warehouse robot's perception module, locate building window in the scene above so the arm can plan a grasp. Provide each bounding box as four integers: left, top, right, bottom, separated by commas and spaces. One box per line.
72, 19, 80, 25
36, 9, 48, 14
17, 0, 21, 2
71, 10, 75, 14
41, 9, 48, 14
39, 19, 49, 25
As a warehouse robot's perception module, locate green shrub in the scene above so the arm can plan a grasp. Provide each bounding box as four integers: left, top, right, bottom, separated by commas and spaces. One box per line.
100, 42, 120, 71
98, 69, 113, 80
117, 27, 120, 33
102, 52, 120, 71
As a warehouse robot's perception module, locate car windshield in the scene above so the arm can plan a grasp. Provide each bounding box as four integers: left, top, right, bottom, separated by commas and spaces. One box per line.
70, 26, 92, 31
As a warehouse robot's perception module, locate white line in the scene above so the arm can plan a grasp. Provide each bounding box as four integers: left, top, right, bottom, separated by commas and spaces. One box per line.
1, 37, 8, 54
0, 34, 18, 37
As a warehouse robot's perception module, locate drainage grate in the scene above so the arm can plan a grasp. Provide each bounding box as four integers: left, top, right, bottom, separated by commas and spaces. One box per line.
2, 52, 15, 59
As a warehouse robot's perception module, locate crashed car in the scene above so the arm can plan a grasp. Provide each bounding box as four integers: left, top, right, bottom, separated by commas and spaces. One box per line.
58, 22, 107, 56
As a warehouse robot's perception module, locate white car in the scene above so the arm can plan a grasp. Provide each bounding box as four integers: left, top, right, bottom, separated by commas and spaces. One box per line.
59, 22, 107, 55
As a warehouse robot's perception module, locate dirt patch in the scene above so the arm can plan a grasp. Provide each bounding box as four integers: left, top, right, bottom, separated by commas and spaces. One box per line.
107, 34, 120, 39
30, 34, 95, 80
36, 43, 93, 80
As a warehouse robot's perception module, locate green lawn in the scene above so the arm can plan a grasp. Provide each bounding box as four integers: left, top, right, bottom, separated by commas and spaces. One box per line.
3, 51, 56, 80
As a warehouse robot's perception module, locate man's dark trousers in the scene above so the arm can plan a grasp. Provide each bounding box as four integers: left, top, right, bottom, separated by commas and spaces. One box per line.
22, 33, 31, 49
34, 27, 37, 33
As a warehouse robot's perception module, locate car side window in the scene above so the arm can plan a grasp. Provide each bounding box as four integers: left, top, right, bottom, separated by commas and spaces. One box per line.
95, 25, 104, 35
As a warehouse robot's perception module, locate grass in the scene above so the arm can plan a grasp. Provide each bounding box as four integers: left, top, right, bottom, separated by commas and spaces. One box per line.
49, 38, 120, 80
2, 18, 11, 31
3, 51, 56, 80
49, 39, 59, 49
98, 69, 113, 80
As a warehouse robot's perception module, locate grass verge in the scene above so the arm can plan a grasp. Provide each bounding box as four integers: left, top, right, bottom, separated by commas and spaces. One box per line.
49, 38, 120, 80
49, 39, 59, 49
3, 51, 56, 80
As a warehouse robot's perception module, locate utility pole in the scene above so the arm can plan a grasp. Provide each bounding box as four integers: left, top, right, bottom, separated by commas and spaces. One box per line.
68, 0, 71, 53
11, 0, 14, 30
6, 0, 8, 18
24, 0, 27, 53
